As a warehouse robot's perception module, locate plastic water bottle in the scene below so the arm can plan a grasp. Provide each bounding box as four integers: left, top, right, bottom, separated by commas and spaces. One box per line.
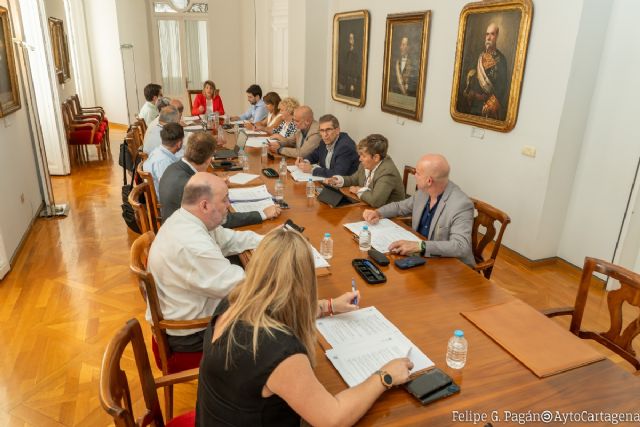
320, 233, 333, 259
358, 225, 371, 251
261, 142, 268, 162
446, 330, 468, 369
274, 179, 284, 202
278, 156, 287, 180
306, 178, 315, 198
239, 149, 249, 171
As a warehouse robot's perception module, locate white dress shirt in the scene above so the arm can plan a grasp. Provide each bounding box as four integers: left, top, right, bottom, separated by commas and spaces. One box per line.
138, 101, 159, 125
147, 208, 262, 336
332, 160, 382, 198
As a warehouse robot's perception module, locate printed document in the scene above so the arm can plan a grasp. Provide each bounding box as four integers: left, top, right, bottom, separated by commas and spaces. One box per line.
344, 219, 420, 253
228, 173, 260, 185
228, 185, 272, 202
231, 198, 274, 214
316, 306, 434, 387
245, 137, 269, 148
287, 165, 325, 182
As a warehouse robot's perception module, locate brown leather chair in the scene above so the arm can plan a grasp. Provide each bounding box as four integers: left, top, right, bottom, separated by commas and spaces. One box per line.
137, 160, 162, 230
470, 197, 511, 279
130, 232, 210, 419
99, 318, 197, 427
402, 165, 417, 195
543, 257, 640, 372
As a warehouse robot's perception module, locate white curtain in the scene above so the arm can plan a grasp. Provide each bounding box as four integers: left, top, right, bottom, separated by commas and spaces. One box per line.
184, 20, 208, 89
157, 20, 183, 97
0, 230, 9, 280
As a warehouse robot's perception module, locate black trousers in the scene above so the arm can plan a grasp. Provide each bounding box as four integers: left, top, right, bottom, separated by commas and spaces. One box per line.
167, 329, 206, 353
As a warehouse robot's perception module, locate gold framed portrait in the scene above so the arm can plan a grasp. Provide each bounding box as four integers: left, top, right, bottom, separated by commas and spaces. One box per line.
450, 0, 533, 132
331, 10, 370, 107
381, 11, 431, 122
48, 17, 71, 85
0, 6, 21, 117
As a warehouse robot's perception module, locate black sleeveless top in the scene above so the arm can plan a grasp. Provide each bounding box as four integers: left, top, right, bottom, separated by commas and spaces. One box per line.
196, 298, 308, 426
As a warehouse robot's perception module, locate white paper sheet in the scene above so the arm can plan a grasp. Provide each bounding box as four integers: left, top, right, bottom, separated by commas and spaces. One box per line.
229, 120, 245, 125
228, 185, 272, 202
231, 198, 275, 213
344, 218, 420, 253
311, 245, 330, 268
244, 130, 267, 136
228, 173, 260, 185
316, 307, 434, 387
245, 137, 269, 148
184, 124, 204, 132
286, 165, 325, 182
182, 115, 200, 122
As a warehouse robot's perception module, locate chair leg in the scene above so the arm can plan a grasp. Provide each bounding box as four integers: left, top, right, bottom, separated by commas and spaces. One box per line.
164, 384, 174, 420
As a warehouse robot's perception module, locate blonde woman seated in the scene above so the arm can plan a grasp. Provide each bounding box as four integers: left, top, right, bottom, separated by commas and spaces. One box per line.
191, 80, 225, 116
246, 92, 283, 133
269, 97, 299, 141
325, 134, 406, 208
196, 228, 413, 426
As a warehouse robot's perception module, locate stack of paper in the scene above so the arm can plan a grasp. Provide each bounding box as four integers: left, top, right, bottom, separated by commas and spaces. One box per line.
244, 130, 267, 136
228, 184, 272, 203
311, 246, 330, 268
344, 219, 420, 253
231, 198, 275, 214
316, 307, 434, 387
246, 136, 269, 148
287, 165, 325, 182
182, 115, 200, 123
228, 173, 260, 185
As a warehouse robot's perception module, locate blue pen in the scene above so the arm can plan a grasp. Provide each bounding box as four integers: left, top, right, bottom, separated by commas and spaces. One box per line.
351, 278, 358, 305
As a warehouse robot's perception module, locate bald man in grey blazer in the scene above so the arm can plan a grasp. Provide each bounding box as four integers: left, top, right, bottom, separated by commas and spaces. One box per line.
362, 154, 475, 267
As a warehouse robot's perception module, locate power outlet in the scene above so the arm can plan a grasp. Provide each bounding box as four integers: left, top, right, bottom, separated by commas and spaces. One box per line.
521, 146, 536, 158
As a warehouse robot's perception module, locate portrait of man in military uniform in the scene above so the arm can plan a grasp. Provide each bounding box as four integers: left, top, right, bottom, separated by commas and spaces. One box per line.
332, 10, 369, 107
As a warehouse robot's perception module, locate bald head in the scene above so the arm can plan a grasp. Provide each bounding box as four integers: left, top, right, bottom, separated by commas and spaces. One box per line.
485, 23, 499, 51
170, 98, 184, 114
418, 154, 450, 181
182, 173, 229, 230
294, 105, 314, 132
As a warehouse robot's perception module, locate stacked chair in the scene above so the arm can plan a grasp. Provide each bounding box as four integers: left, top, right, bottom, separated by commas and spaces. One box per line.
61, 94, 110, 163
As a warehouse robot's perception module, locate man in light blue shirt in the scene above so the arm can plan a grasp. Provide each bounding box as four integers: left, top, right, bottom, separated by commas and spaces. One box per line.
143, 122, 184, 196
230, 84, 268, 124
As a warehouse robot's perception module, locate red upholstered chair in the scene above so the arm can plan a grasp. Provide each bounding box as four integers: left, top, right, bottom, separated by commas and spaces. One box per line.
99, 318, 197, 427
61, 101, 106, 163
69, 94, 110, 149
130, 231, 209, 419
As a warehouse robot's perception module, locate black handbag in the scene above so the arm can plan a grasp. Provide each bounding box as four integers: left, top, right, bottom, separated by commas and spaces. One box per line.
120, 139, 141, 233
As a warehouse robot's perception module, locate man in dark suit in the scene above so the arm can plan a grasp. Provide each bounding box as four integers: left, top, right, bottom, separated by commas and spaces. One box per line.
295, 114, 359, 178
159, 131, 281, 226
363, 154, 475, 267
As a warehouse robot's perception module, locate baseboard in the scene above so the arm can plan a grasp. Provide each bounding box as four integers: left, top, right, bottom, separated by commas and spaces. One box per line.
109, 123, 129, 131
8, 201, 45, 267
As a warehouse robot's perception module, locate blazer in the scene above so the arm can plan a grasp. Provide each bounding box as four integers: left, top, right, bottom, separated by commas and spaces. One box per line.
306, 132, 359, 178
377, 181, 475, 267
341, 156, 406, 208
191, 93, 225, 116
279, 121, 321, 159
158, 160, 261, 228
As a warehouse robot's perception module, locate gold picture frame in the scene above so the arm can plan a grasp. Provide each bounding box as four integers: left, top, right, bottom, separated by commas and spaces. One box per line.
331, 10, 369, 107
0, 6, 21, 117
381, 11, 431, 122
48, 17, 71, 85
450, 0, 533, 132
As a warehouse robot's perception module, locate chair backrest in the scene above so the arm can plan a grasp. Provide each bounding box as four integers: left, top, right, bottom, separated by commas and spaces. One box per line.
402, 165, 416, 195
128, 182, 155, 234
60, 102, 73, 140
135, 117, 148, 135
137, 160, 162, 230
571, 257, 640, 371
126, 125, 144, 166
129, 231, 172, 374
470, 197, 511, 279
99, 318, 164, 427
187, 90, 200, 111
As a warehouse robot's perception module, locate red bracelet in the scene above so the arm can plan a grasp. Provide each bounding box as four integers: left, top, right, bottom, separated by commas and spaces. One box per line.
328, 298, 334, 316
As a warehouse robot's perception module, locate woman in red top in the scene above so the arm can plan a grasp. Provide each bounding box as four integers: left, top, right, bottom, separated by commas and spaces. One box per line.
191, 80, 225, 116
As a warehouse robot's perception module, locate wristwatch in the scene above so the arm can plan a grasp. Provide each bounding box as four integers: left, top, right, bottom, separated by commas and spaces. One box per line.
419, 240, 426, 256
374, 370, 393, 389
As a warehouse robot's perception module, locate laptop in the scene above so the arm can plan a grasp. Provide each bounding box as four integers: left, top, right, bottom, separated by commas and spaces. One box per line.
214, 131, 248, 159
317, 183, 359, 208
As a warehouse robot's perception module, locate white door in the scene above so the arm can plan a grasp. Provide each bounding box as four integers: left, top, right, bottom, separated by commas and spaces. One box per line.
150, 1, 210, 104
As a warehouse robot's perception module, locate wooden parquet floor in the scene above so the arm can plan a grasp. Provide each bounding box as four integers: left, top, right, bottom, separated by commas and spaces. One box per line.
0, 127, 637, 426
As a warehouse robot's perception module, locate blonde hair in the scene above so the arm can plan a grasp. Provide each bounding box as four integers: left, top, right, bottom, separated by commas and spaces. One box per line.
279, 97, 300, 116
221, 227, 317, 367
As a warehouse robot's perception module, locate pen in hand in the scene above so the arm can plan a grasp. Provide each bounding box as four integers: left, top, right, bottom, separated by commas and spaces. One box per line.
351, 278, 358, 305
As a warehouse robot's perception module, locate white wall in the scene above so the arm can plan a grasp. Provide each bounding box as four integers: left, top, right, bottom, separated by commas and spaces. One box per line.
43, 0, 77, 101
558, 0, 640, 267
295, 0, 618, 262
83, 0, 128, 124
0, 0, 44, 267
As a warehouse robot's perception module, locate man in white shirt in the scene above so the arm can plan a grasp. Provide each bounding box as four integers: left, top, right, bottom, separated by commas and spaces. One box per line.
143, 99, 187, 154
148, 172, 262, 352
138, 83, 162, 125
142, 122, 184, 196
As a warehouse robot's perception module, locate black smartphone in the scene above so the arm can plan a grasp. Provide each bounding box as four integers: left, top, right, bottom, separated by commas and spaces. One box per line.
405, 368, 453, 401
394, 256, 426, 270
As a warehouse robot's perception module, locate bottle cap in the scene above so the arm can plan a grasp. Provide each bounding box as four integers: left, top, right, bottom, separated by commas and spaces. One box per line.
308, 178, 312, 182
363, 225, 369, 230
454, 330, 464, 337
324, 233, 330, 237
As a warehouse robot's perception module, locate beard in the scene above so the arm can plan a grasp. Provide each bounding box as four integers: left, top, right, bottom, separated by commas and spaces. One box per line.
485, 40, 495, 51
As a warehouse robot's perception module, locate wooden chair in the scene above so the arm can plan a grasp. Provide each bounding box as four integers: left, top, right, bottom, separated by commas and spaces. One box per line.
99, 318, 198, 427
187, 88, 220, 114
69, 94, 110, 149
130, 232, 210, 419
128, 182, 155, 234
402, 165, 417, 195
137, 160, 162, 230
543, 257, 640, 372
470, 198, 511, 279
61, 101, 107, 163
135, 116, 148, 135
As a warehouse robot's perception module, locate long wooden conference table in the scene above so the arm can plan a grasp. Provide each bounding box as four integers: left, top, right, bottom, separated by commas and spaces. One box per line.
214, 133, 640, 426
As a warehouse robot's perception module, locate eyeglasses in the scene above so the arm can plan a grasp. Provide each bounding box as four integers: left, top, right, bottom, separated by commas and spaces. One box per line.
319, 127, 335, 134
